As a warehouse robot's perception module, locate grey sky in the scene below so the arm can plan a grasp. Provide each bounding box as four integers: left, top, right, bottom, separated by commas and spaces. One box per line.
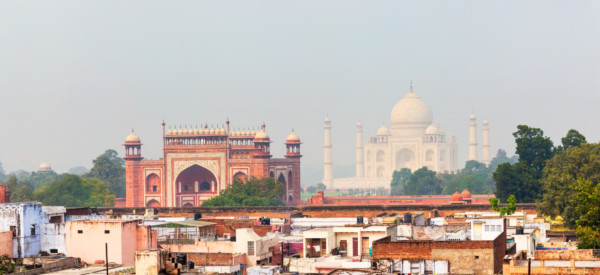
1, 1, 599, 186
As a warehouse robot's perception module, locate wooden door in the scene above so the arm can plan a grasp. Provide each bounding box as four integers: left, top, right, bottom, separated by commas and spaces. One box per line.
339, 240, 348, 256
321, 239, 327, 256
361, 237, 369, 255
352, 237, 358, 256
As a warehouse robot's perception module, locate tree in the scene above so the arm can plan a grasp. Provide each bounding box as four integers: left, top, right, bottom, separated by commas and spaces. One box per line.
494, 125, 554, 203
202, 177, 284, 206
22, 171, 62, 190
463, 160, 487, 173
306, 185, 317, 193
316, 183, 327, 191
0, 162, 6, 182
2, 176, 33, 202
538, 143, 600, 228
68, 166, 89, 176
561, 129, 586, 151
404, 167, 442, 195
488, 149, 518, 172
494, 162, 539, 202
489, 195, 517, 217
85, 149, 126, 197
571, 179, 600, 248
390, 168, 411, 195
513, 125, 554, 172
0, 254, 15, 274
33, 175, 115, 207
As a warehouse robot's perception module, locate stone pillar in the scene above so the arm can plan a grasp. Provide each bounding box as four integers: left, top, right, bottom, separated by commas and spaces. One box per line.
356, 121, 364, 177
323, 116, 334, 189
482, 120, 490, 165
469, 114, 478, 161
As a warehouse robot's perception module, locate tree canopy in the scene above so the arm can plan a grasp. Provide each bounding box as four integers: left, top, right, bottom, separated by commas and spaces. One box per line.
33, 175, 115, 207
390, 168, 411, 195
493, 125, 554, 202
84, 149, 126, 197
202, 177, 284, 207
404, 167, 442, 195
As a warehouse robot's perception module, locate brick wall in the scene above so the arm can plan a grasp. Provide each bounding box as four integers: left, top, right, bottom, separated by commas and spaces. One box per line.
187, 253, 234, 266
534, 249, 599, 260
199, 219, 273, 237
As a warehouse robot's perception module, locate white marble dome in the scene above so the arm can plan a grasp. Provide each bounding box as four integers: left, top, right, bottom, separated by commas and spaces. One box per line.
376, 125, 390, 136
425, 124, 439, 135
390, 91, 433, 126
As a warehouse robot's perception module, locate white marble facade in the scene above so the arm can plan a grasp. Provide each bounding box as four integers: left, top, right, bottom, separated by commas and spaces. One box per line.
324, 90, 458, 190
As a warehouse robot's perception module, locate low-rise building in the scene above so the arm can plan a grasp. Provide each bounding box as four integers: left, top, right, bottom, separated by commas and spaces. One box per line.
504, 250, 600, 274
65, 219, 157, 265
0, 202, 45, 258
372, 219, 507, 275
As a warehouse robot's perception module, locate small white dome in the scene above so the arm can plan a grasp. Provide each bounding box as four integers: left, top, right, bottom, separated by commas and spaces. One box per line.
220, 128, 225, 134
254, 130, 269, 140
377, 125, 390, 136
425, 124, 439, 135
38, 161, 52, 172
183, 128, 189, 135
209, 128, 215, 134
167, 128, 173, 135
125, 130, 141, 142
356, 121, 362, 127
286, 131, 300, 142
177, 128, 183, 135
193, 128, 199, 135
470, 113, 476, 119
483, 119, 489, 125
324, 116, 331, 122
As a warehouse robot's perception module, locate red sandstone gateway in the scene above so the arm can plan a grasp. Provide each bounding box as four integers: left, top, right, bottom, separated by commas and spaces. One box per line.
123, 120, 301, 207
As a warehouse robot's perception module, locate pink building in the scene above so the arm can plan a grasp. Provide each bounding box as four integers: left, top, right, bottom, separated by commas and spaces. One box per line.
66, 219, 156, 265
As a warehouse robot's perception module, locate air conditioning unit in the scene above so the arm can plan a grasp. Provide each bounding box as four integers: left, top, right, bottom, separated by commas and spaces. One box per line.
223, 233, 231, 240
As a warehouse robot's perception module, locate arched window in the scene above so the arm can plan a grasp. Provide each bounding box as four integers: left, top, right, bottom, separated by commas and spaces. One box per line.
288, 171, 293, 191
233, 172, 247, 182
146, 174, 160, 193
426, 150, 434, 162
200, 181, 211, 191
376, 151, 385, 162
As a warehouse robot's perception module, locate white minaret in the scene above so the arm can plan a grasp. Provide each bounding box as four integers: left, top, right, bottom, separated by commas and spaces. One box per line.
355, 121, 364, 177
323, 116, 334, 189
482, 119, 490, 165
469, 113, 478, 161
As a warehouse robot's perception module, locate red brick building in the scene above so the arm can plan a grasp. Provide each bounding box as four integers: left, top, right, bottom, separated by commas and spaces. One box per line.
123, 121, 301, 207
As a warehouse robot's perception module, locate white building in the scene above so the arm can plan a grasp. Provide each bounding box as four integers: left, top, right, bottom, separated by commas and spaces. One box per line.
324, 89, 459, 190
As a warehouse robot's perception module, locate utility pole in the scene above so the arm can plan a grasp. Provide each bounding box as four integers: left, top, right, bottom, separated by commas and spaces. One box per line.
105, 242, 109, 275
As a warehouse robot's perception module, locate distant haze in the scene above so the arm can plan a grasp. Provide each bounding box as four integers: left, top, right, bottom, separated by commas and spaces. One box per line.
1, 1, 599, 186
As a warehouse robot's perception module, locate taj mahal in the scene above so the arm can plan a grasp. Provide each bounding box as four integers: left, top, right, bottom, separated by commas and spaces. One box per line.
323, 87, 490, 190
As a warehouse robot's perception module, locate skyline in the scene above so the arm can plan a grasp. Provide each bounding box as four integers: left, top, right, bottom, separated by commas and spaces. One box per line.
1, 1, 599, 186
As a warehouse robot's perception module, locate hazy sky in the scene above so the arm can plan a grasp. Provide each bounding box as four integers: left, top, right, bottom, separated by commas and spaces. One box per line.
1, 1, 599, 185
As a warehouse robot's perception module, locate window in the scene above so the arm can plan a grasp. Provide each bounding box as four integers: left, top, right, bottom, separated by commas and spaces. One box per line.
184, 185, 189, 191
497, 225, 502, 232
152, 186, 157, 192
49, 216, 62, 224
475, 256, 479, 259
10, 226, 15, 237
200, 182, 211, 191
485, 225, 490, 231
105, 230, 110, 234
78, 230, 83, 234
248, 241, 254, 256
30, 224, 36, 236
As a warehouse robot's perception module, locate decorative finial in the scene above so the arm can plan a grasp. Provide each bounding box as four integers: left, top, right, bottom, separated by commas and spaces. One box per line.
131, 128, 134, 133
410, 79, 413, 92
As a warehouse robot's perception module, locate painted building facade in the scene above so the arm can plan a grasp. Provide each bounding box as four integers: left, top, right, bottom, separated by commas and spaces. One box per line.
124, 121, 302, 207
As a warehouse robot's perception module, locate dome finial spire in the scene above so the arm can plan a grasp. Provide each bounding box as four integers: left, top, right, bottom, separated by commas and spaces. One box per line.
410, 79, 413, 92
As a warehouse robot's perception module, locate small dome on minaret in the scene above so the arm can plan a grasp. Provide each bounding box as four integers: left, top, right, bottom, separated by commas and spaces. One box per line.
286, 131, 300, 143
451, 189, 463, 202
125, 130, 141, 143
254, 130, 271, 142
